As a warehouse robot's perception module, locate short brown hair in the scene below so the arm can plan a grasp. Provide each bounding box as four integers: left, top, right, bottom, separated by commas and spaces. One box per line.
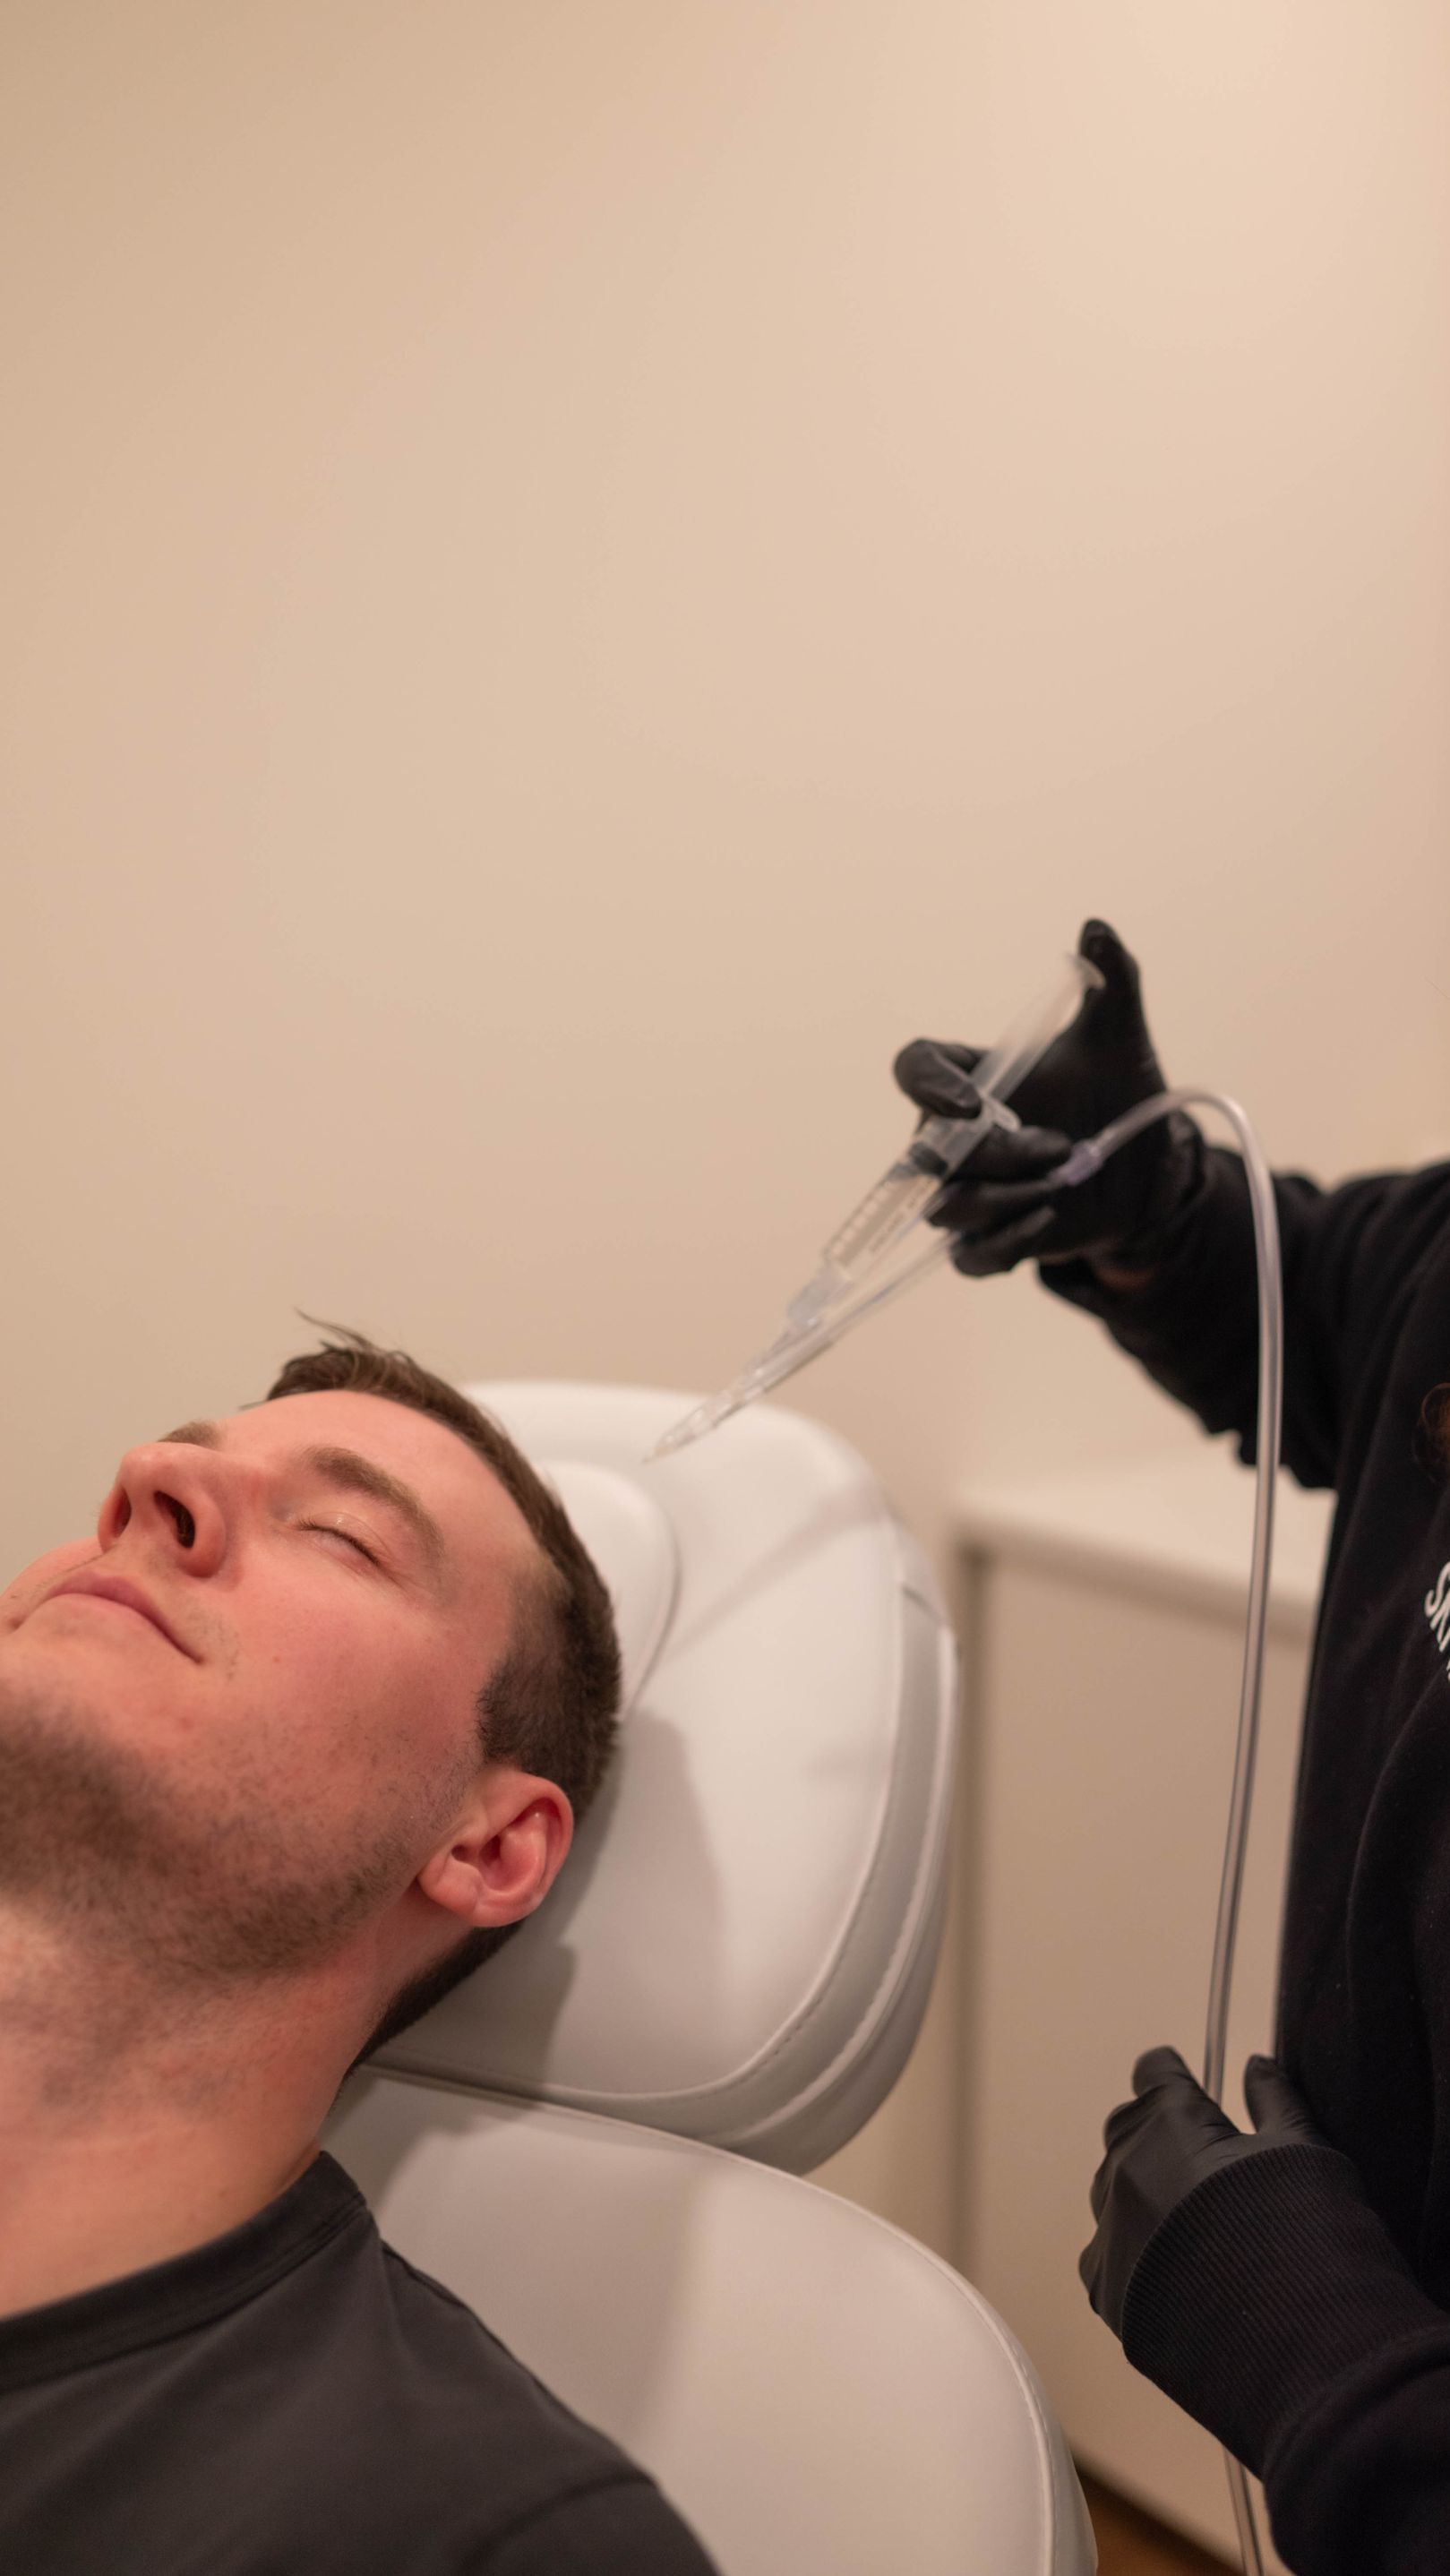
265, 1327, 621, 2052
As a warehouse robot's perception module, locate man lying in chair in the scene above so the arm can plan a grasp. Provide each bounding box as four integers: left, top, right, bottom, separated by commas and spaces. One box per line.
0, 1329, 718, 2574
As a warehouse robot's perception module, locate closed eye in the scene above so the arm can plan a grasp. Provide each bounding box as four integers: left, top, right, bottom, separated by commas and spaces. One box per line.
298, 1520, 380, 1565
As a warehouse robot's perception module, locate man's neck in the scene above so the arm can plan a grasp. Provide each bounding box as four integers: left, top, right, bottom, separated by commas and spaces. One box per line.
0, 1913, 357, 2321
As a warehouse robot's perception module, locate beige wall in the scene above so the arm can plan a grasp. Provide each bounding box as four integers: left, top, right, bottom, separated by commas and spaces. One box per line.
4, 4, 1448, 2243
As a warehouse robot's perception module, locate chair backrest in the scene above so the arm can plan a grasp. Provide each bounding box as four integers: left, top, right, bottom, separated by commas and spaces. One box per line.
327, 2078, 1097, 2576
376, 1382, 959, 2172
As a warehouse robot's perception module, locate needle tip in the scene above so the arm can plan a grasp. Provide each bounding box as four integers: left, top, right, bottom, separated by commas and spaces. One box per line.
642, 1416, 704, 1464
644, 1393, 740, 1462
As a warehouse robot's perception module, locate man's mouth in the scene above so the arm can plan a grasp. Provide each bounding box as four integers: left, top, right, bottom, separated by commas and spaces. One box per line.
42, 1571, 195, 1659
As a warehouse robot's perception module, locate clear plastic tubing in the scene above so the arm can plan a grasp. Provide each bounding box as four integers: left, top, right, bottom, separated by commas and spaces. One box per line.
1063, 1089, 1282, 2576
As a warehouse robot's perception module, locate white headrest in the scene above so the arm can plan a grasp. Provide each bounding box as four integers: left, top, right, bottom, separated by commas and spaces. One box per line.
533, 1460, 678, 1712
377, 1383, 958, 2171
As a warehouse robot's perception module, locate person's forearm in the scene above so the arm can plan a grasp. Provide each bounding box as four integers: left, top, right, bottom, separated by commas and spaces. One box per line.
1266, 2341, 1450, 2576
1120, 2149, 1450, 2576
1041, 1150, 1269, 1459
1046, 1149, 1408, 1491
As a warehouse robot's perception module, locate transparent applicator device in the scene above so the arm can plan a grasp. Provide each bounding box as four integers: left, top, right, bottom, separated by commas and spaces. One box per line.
646, 951, 1102, 1462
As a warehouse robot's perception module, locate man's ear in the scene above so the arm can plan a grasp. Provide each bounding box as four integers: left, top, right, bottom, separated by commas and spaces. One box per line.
416, 1772, 574, 1934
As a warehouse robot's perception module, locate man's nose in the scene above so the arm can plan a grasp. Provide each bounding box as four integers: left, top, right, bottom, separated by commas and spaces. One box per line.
100, 1443, 232, 1575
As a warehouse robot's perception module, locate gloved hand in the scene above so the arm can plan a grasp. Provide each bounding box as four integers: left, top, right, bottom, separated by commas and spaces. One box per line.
1080, 2046, 1329, 2340
892, 919, 1204, 1276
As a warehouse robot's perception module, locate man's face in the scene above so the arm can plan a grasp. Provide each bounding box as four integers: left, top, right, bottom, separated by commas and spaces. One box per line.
0, 1390, 544, 1985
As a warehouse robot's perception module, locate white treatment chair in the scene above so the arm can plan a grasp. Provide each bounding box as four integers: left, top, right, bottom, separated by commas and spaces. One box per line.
326, 1384, 1095, 2576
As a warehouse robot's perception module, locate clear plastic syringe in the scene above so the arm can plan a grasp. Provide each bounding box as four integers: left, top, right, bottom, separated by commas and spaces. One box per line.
648, 949, 1101, 1460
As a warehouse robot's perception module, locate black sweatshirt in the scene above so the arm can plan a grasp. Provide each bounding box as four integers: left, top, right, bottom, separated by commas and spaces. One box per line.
1044, 1150, 1450, 2576
0, 2150, 719, 2575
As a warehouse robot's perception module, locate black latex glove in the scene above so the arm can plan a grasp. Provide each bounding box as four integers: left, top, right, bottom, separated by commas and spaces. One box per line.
1081, 2046, 1327, 2340
892, 919, 1204, 1276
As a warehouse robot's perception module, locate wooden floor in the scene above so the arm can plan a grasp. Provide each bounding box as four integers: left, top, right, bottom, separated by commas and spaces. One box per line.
1080, 2473, 1233, 2575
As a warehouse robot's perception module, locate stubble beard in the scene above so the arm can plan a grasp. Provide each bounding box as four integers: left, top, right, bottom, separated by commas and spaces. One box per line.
0, 1672, 438, 1992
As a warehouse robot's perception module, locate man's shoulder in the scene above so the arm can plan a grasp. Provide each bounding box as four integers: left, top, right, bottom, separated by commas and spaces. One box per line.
313, 2224, 717, 2568
475, 2471, 721, 2573
0, 2177, 717, 2573
283, 2212, 647, 2487
368, 2226, 622, 2451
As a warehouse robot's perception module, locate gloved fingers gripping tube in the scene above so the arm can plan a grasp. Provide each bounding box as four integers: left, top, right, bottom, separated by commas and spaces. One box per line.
789, 946, 1101, 1332
1067, 1089, 1281, 2576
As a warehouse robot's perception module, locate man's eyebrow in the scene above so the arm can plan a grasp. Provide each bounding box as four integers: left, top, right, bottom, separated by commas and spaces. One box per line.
296, 1446, 447, 1574
156, 1421, 448, 1574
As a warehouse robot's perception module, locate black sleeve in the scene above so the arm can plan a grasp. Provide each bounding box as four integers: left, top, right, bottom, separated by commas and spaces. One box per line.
1120, 2146, 1450, 2576
482, 2473, 721, 2574
1039, 1151, 1450, 1490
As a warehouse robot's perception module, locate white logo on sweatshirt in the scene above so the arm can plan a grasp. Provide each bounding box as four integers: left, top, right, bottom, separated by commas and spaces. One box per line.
1424, 1563, 1450, 1669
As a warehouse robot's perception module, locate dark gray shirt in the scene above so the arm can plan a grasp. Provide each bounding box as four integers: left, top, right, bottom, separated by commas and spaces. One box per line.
0, 2150, 718, 2573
